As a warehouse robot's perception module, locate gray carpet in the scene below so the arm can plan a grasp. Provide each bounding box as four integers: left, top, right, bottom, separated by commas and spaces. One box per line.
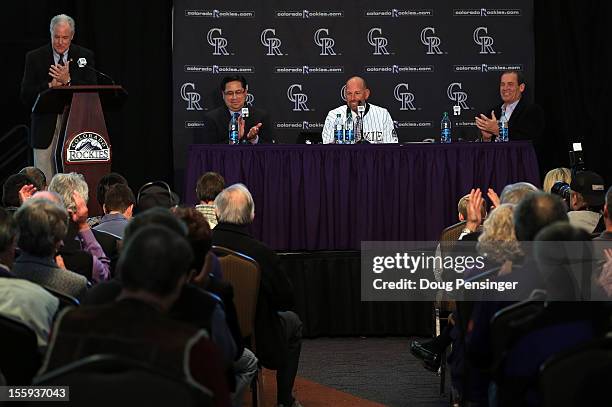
298, 337, 450, 407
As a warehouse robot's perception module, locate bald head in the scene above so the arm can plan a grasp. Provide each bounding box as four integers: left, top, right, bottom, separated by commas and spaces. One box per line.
345, 76, 370, 112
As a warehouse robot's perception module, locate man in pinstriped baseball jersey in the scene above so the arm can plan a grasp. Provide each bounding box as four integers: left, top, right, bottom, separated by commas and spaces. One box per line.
322, 76, 398, 144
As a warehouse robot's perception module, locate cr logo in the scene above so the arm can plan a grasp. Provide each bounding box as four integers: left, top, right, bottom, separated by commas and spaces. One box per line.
393, 83, 416, 111
207, 28, 229, 56
313, 28, 336, 56
420, 27, 443, 55
473, 27, 495, 54
287, 84, 309, 111
260, 28, 283, 56
367, 28, 390, 55
180, 83, 203, 111
447, 83, 470, 110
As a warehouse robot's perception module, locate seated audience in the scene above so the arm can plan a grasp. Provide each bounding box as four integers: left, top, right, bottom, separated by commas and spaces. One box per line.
172, 206, 257, 407
212, 183, 303, 407
195, 172, 225, 229
12, 198, 88, 299
84, 208, 236, 367
48, 173, 111, 282
464, 192, 569, 403
39, 224, 231, 407
0, 206, 58, 351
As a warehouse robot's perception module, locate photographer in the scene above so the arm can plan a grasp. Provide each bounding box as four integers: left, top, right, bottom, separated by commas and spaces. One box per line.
566, 171, 606, 234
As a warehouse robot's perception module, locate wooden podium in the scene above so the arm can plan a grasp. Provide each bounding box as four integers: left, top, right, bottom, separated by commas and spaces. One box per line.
32, 85, 127, 215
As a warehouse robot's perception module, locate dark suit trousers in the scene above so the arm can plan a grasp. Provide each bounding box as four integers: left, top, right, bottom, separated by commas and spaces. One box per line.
276, 311, 302, 405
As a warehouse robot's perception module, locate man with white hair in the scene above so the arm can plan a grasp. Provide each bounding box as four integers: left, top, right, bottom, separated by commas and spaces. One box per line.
48, 173, 110, 283
212, 184, 303, 407
20, 14, 97, 180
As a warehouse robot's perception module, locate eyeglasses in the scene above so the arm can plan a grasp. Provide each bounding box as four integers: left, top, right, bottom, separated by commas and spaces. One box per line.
223, 89, 246, 97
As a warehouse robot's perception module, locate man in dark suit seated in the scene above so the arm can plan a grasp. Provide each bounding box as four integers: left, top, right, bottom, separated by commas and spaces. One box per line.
198, 75, 273, 144
475, 70, 545, 142
40, 224, 231, 407
212, 184, 302, 407
20, 14, 97, 181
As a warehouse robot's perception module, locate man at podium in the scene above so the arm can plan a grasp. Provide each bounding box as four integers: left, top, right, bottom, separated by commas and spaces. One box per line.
20, 13, 97, 181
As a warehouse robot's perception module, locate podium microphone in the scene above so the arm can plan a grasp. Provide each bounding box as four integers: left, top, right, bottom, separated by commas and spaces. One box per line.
74, 58, 116, 85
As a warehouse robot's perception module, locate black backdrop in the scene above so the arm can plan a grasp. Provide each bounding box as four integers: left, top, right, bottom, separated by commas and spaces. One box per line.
172, 0, 535, 188
2, 0, 610, 193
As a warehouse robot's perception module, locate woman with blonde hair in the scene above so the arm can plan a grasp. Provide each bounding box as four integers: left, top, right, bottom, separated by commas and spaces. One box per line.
543, 167, 572, 193
477, 203, 523, 275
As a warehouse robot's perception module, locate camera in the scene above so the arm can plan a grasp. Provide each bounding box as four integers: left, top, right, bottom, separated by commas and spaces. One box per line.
551, 181, 571, 207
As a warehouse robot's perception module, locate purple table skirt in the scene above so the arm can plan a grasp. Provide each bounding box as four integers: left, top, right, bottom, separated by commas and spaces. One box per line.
185, 142, 540, 251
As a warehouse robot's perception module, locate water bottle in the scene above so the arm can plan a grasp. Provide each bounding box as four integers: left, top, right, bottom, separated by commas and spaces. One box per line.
440, 112, 451, 143
355, 115, 363, 142
345, 113, 355, 144
498, 110, 509, 142
334, 113, 344, 144
228, 113, 239, 144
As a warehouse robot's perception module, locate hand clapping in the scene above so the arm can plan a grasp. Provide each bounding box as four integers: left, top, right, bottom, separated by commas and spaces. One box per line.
48, 61, 71, 86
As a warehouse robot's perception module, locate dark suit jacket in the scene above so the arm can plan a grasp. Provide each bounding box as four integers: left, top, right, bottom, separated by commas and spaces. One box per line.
490, 97, 545, 141
211, 222, 294, 369
199, 106, 273, 144
12, 253, 88, 300
20, 43, 97, 148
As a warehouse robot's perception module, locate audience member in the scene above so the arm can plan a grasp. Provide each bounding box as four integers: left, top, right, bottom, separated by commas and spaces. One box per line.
93, 183, 134, 239
534, 222, 594, 300
593, 186, 612, 241
12, 198, 88, 299
136, 181, 180, 213
195, 172, 225, 229
89, 172, 129, 227
2, 173, 35, 213
40, 225, 231, 407
48, 173, 111, 282
212, 183, 302, 407
567, 171, 606, 234
0, 207, 17, 277
476, 204, 523, 275
19, 166, 47, 192
542, 167, 572, 193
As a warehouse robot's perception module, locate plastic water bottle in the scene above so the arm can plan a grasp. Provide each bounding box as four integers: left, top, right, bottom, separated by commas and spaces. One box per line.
334, 113, 344, 144
345, 113, 355, 144
440, 112, 451, 143
228, 113, 239, 144
498, 110, 509, 142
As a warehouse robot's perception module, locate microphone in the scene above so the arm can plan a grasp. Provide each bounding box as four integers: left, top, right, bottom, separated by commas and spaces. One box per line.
74, 57, 116, 85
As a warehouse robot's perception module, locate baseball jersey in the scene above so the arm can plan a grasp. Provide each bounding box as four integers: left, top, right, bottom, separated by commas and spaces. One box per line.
322, 103, 398, 144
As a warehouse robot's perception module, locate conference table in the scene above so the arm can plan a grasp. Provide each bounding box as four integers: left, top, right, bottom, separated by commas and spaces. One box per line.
185, 141, 540, 337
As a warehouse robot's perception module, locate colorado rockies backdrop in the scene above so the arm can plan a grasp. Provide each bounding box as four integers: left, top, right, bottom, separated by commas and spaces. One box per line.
173, 0, 534, 184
